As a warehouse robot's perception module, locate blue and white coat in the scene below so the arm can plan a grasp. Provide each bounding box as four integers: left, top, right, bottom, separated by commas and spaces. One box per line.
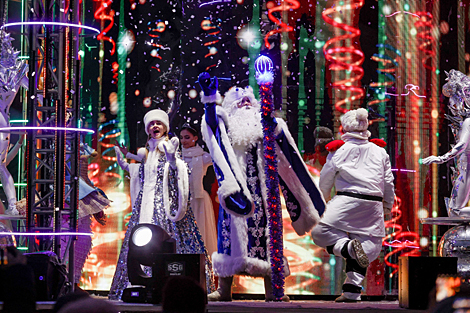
201, 96, 326, 278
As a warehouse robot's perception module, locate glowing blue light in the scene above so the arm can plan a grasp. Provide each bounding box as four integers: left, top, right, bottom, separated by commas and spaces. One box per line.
254, 55, 273, 75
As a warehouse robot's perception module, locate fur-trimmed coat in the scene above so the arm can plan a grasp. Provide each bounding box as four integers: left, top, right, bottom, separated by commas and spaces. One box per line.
201, 105, 325, 277
109, 139, 215, 300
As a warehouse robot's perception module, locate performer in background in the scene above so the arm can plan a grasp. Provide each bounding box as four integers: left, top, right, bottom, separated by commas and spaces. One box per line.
311, 108, 395, 302
180, 123, 217, 256
198, 72, 325, 302
109, 109, 214, 300
64, 142, 110, 286
0, 30, 28, 215
422, 69, 470, 217
0, 134, 25, 232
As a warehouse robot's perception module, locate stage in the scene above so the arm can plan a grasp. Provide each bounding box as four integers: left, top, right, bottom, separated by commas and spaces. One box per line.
0, 299, 426, 313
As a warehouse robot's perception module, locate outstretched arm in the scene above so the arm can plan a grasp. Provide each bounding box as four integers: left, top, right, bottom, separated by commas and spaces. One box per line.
422, 117, 470, 165
6, 134, 25, 166
114, 146, 130, 172
198, 73, 254, 217
198, 72, 219, 133
115, 142, 143, 162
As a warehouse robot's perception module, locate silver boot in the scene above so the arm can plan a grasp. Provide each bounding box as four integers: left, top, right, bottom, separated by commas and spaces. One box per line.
207, 276, 233, 302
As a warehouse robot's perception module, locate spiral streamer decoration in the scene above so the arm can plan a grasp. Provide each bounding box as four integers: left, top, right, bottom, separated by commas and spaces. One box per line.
368, 44, 401, 125
201, 18, 221, 71
322, 1, 365, 114
98, 120, 121, 162
97, 119, 122, 179
382, 196, 421, 276
111, 61, 119, 84
147, 20, 168, 72
264, 0, 300, 49
369, 44, 401, 101
256, 55, 285, 300
414, 12, 436, 72
88, 163, 100, 186
94, 0, 116, 55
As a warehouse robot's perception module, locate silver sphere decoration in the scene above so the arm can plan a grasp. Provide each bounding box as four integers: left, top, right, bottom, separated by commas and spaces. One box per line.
439, 224, 470, 277
0, 221, 16, 248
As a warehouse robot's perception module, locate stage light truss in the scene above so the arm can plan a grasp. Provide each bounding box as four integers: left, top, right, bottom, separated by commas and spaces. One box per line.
24, 0, 82, 284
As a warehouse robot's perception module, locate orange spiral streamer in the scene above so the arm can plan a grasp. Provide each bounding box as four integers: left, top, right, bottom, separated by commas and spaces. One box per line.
94, 0, 116, 55
264, 0, 300, 49
98, 120, 122, 178
382, 196, 421, 276
414, 12, 436, 72
322, 1, 365, 114
148, 21, 166, 67
201, 19, 221, 71
368, 44, 401, 125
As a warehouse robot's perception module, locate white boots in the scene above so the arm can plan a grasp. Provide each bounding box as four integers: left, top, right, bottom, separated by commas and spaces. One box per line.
207, 276, 233, 302
208, 275, 290, 302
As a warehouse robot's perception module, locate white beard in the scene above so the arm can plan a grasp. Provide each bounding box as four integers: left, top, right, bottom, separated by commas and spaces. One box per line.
227, 106, 264, 149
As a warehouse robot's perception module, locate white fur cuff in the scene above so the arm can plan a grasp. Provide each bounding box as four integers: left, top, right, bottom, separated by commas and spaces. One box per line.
163, 160, 189, 222
200, 91, 222, 104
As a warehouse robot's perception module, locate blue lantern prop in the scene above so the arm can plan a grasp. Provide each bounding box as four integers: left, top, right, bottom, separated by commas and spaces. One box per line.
255, 55, 274, 75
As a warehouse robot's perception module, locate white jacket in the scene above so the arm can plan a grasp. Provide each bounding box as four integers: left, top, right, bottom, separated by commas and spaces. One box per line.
319, 134, 395, 237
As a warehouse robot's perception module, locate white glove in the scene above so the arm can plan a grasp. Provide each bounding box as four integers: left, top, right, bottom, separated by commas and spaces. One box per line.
114, 146, 129, 171
422, 155, 445, 165
160, 137, 179, 169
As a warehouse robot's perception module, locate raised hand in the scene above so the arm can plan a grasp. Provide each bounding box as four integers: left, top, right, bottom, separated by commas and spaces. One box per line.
198, 72, 218, 96
161, 137, 179, 168
115, 142, 129, 156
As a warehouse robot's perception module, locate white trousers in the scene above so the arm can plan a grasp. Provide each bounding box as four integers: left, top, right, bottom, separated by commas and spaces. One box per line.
311, 222, 382, 299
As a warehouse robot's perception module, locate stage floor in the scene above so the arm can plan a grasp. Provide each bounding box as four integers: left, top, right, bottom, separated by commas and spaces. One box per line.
205, 300, 423, 312
1, 299, 426, 312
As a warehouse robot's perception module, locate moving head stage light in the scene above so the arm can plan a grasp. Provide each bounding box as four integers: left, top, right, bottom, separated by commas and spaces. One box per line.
122, 224, 206, 304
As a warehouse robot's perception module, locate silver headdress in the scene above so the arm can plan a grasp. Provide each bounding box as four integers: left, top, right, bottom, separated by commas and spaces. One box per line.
0, 29, 28, 93
442, 70, 470, 118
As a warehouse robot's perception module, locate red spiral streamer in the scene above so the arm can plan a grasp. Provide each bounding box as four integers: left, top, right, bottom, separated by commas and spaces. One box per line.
94, 0, 116, 55
264, 0, 300, 49
112, 61, 119, 84
414, 12, 436, 72
382, 196, 421, 276
322, 1, 365, 114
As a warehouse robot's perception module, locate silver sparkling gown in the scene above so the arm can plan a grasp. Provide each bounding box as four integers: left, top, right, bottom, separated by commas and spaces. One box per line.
109, 152, 215, 300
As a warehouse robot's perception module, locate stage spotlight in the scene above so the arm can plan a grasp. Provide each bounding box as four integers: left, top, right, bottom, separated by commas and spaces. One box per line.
123, 224, 175, 303
132, 226, 152, 247
122, 224, 206, 304
127, 224, 176, 285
